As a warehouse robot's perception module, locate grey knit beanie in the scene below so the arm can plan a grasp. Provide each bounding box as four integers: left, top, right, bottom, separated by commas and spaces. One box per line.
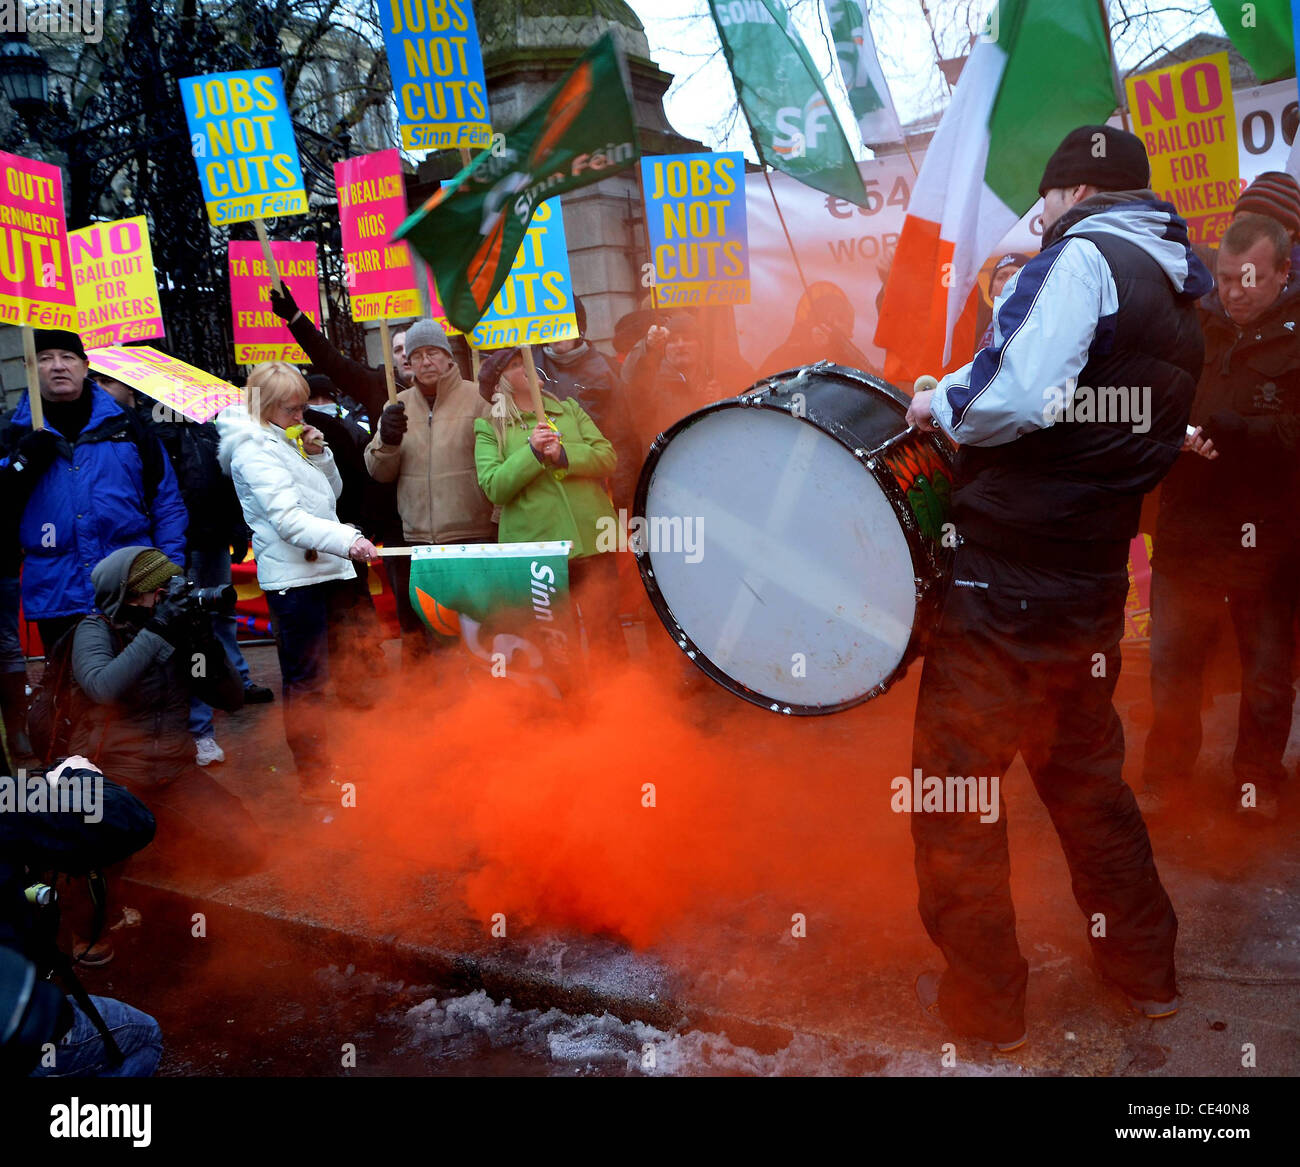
404, 318, 452, 358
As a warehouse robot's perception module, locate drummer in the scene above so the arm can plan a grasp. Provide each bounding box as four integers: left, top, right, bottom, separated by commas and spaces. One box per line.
902, 126, 1211, 1048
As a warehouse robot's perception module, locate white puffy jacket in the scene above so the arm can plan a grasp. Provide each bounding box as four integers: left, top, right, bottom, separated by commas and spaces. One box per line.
216, 404, 359, 592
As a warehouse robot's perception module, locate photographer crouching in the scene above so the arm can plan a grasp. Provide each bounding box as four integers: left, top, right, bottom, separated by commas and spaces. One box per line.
69, 547, 266, 878
1, 756, 161, 1076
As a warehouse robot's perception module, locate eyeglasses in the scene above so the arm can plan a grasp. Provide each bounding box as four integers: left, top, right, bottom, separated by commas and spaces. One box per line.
409, 349, 446, 364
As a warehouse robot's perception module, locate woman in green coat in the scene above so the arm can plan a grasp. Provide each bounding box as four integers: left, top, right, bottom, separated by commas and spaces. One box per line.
474, 346, 623, 655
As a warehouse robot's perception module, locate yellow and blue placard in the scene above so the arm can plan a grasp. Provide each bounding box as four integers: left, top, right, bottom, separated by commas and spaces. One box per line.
470, 198, 577, 349
179, 68, 308, 226
642, 151, 750, 306
382, 0, 492, 152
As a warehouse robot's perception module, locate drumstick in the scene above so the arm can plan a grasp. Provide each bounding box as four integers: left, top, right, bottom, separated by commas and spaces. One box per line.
913, 374, 939, 395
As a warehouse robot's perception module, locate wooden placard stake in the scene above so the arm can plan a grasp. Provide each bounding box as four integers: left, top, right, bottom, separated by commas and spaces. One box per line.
21, 326, 44, 431
378, 318, 398, 405
252, 218, 283, 293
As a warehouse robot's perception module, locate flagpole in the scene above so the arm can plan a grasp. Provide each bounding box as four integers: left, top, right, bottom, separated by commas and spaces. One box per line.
898, 134, 921, 179
760, 166, 813, 301
458, 146, 483, 379
1096, 0, 1132, 132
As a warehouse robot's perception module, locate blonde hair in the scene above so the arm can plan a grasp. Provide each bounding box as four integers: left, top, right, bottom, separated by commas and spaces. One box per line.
244, 362, 308, 425
489, 385, 527, 450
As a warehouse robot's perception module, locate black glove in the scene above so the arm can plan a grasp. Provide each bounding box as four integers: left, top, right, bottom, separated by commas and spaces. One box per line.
268, 282, 299, 322
379, 402, 408, 446
146, 590, 190, 646
1205, 410, 1248, 453
13, 428, 61, 477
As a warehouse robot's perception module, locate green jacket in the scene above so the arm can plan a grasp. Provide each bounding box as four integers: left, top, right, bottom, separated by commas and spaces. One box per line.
473, 394, 617, 559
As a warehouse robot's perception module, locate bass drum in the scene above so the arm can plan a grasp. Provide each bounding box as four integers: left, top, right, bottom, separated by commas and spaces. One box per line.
634, 363, 956, 715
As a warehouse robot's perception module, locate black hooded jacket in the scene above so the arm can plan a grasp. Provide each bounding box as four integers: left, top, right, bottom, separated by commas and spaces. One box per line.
0, 762, 154, 962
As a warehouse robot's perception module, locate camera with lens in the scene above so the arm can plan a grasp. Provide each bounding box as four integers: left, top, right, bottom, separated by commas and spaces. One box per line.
163, 575, 237, 616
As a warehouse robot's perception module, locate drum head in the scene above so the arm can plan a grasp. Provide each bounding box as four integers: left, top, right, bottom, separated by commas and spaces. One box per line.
639, 399, 921, 714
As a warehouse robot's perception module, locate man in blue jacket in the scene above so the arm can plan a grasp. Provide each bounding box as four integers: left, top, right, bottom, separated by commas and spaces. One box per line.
0, 330, 187, 652
904, 127, 1210, 1050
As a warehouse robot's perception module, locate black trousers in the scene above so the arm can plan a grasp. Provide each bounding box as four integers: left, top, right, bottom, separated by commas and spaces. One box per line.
1143, 568, 1295, 791
37, 616, 83, 657
911, 551, 1178, 1042
568, 552, 626, 661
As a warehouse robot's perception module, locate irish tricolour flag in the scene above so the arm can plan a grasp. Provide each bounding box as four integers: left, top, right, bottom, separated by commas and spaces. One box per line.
874, 0, 1117, 384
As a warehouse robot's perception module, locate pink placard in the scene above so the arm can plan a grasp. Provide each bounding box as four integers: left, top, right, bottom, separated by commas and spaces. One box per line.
0, 151, 77, 330
334, 149, 423, 322
228, 240, 320, 365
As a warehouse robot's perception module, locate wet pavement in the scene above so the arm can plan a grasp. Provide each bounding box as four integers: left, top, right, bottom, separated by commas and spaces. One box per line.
65, 635, 1300, 1077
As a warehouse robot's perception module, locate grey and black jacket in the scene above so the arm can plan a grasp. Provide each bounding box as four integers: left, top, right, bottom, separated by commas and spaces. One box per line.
69, 546, 243, 788
931, 192, 1211, 577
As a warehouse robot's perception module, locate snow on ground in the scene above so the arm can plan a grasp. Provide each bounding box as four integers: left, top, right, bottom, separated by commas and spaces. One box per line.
398, 989, 1026, 1077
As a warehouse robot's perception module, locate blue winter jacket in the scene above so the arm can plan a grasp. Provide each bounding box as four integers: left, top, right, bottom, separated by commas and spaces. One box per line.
1, 381, 188, 620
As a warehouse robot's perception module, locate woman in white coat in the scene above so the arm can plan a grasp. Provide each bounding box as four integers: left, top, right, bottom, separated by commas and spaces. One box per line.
217, 362, 377, 801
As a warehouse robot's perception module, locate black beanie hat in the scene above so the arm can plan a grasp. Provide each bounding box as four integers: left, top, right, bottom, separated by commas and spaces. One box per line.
33, 329, 87, 360
1038, 125, 1150, 198
305, 373, 339, 401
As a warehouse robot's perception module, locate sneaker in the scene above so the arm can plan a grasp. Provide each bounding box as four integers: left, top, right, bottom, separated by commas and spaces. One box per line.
195, 735, 225, 766
1093, 959, 1180, 1019
243, 683, 274, 704
914, 971, 1027, 1053
298, 772, 342, 805
1235, 784, 1280, 823
1126, 994, 1180, 1019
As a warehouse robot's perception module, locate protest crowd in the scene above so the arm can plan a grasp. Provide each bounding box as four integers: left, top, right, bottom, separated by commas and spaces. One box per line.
0, 0, 1297, 1092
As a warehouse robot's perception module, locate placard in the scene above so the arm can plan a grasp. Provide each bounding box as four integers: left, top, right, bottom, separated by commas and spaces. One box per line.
179, 68, 308, 225
1127, 52, 1239, 243
88, 346, 241, 424
381, 0, 492, 151
469, 198, 577, 349
0, 151, 77, 329
643, 152, 750, 306
228, 240, 320, 364
69, 216, 165, 347
334, 150, 423, 321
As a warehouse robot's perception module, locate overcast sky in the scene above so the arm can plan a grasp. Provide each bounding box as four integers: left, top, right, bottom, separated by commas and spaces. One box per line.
633, 1, 1226, 161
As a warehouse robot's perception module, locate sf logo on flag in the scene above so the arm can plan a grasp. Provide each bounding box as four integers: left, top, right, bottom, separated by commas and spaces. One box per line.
774, 94, 836, 159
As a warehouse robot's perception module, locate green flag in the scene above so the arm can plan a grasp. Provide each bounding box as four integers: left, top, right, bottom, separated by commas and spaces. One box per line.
394, 32, 639, 334
707, 0, 870, 206
1209, 0, 1294, 83
823, 0, 903, 147
409, 543, 574, 696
